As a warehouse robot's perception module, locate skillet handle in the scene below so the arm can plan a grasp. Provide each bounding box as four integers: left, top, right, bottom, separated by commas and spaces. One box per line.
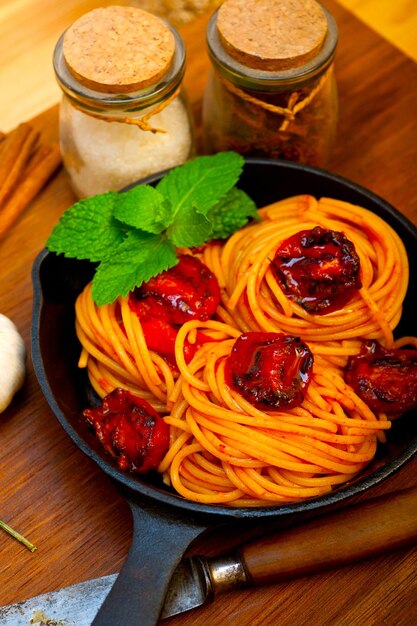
91, 496, 209, 626
239, 486, 417, 584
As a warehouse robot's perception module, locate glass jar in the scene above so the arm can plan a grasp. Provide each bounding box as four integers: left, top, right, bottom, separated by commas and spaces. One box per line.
53, 6, 195, 198
202, 0, 339, 167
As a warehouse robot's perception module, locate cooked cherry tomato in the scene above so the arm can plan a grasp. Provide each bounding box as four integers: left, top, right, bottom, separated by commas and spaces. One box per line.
84, 388, 169, 473
129, 255, 221, 325
224, 332, 313, 409
271, 226, 362, 314
345, 341, 417, 416
141, 318, 212, 367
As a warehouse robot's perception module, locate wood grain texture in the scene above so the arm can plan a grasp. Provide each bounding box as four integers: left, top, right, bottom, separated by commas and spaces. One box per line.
337, 0, 417, 63
1, 2, 417, 625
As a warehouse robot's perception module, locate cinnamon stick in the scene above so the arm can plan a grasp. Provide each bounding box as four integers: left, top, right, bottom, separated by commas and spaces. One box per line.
25, 143, 56, 175
0, 143, 62, 240
0, 123, 40, 206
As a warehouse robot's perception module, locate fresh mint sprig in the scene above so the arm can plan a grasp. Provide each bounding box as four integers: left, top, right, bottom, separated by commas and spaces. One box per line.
46, 152, 259, 305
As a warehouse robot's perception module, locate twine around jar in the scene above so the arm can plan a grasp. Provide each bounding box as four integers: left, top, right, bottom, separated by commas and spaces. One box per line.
69, 87, 181, 134
220, 68, 331, 131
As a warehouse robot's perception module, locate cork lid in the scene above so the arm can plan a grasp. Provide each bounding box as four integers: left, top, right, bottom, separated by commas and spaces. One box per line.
62, 6, 176, 93
217, 0, 328, 71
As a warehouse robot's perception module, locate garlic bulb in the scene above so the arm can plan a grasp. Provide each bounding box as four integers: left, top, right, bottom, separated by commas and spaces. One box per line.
0, 314, 26, 413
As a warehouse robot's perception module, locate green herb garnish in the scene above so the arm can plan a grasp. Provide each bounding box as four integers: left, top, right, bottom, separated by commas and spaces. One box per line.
47, 152, 259, 305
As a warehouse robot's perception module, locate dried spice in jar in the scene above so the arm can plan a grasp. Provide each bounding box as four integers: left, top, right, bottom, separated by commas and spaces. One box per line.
53, 6, 195, 198
202, 0, 338, 166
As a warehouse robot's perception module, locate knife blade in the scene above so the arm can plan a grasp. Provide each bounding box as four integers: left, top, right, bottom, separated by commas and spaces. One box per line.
1, 486, 417, 625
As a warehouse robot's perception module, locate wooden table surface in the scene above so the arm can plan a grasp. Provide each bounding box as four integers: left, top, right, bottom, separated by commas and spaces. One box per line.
1, 1, 417, 624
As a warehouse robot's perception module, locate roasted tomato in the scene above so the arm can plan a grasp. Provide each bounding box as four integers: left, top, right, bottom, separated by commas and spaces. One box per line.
271, 226, 362, 314
129, 255, 221, 325
140, 318, 212, 366
345, 341, 417, 416
84, 388, 169, 473
224, 332, 313, 409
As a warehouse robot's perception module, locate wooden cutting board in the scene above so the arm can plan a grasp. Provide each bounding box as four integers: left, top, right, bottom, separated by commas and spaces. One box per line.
1, 2, 417, 625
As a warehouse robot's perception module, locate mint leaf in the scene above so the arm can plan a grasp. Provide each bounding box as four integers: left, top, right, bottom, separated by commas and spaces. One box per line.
115, 185, 173, 234
91, 231, 178, 305
156, 151, 244, 217
207, 187, 260, 239
45, 152, 257, 306
167, 205, 212, 248
46, 192, 126, 262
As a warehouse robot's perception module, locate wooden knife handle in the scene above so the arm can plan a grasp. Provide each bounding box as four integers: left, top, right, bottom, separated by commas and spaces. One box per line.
239, 487, 417, 584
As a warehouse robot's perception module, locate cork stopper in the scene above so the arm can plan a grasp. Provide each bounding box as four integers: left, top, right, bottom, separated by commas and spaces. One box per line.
63, 6, 176, 93
217, 0, 328, 71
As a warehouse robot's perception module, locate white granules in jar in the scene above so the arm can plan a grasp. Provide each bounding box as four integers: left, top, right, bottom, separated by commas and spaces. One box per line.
54, 6, 195, 197
60, 96, 193, 198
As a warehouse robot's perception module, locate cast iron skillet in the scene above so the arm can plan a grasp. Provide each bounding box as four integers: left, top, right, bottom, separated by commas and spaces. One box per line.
31, 159, 417, 625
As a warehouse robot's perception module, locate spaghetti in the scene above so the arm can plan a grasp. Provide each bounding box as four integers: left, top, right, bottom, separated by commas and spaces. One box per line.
75, 194, 413, 506
159, 320, 391, 506
205, 195, 408, 363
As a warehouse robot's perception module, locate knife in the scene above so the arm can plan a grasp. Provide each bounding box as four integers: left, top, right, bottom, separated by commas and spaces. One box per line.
1, 486, 417, 625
